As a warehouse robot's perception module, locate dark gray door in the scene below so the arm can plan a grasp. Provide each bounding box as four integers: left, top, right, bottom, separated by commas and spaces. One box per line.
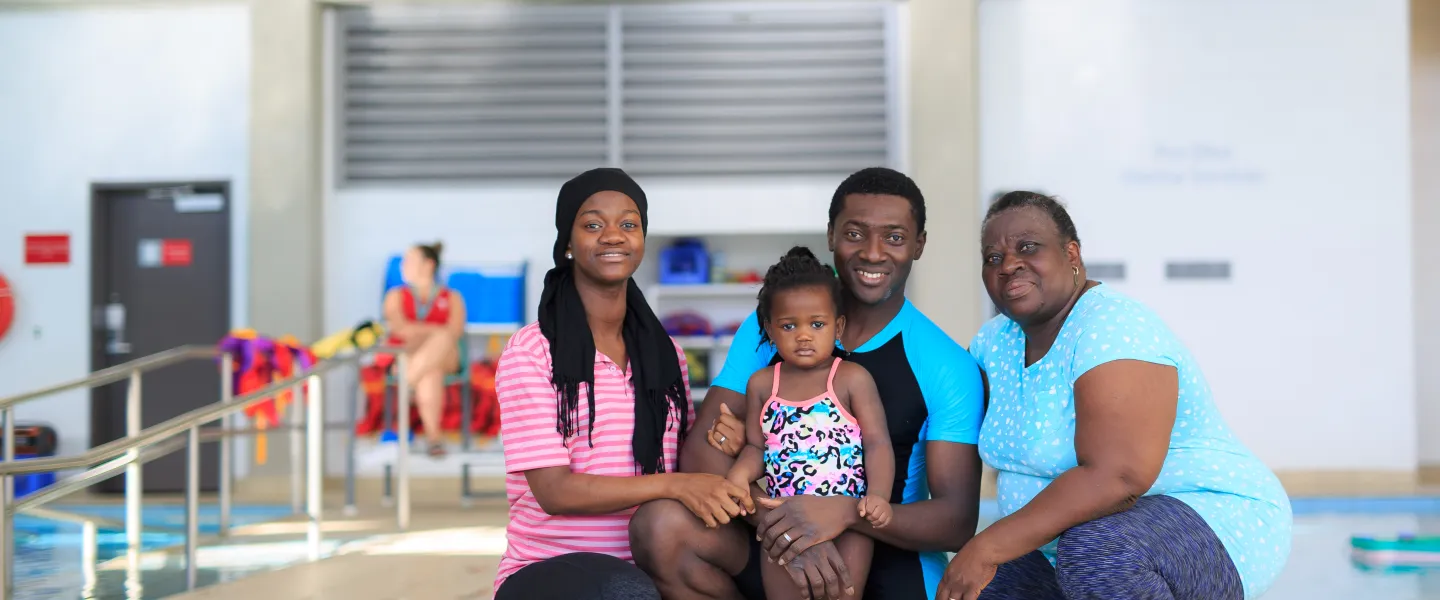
90, 183, 230, 494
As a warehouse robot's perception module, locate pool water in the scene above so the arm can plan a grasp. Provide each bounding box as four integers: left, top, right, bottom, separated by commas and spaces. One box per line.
1265, 498, 1440, 599
16, 505, 293, 561
15, 504, 294, 600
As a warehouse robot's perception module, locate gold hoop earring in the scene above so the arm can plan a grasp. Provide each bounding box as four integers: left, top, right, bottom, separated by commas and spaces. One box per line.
1072, 265, 1081, 287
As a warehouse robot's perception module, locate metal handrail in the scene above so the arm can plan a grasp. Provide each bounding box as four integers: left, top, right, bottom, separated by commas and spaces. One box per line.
0, 342, 225, 599
13, 422, 349, 519
0, 342, 413, 599
14, 422, 351, 527
0, 353, 370, 476
22, 506, 134, 533
0, 345, 214, 409
14, 433, 192, 518
13, 424, 244, 515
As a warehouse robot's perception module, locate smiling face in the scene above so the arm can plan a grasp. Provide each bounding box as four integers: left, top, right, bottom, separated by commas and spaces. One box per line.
763, 285, 844, 369
980, 206, 1082, 326
568, 191, 645, 286
827, 193, 926, 307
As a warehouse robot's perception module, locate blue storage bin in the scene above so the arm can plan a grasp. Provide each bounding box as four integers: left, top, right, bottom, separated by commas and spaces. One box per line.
13, 454, 55, 499
447, 263, 526, 325
660, 239, 709, 285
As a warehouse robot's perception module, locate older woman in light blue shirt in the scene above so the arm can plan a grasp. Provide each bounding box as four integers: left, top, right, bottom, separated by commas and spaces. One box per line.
937, 191, 1292, 600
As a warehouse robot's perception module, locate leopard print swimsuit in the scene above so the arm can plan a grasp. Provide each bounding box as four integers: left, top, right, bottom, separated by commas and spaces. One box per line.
761, 357, 867, 499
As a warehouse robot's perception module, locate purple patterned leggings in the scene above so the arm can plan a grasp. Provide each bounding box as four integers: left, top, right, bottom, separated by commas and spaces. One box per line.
979, 495, 1244, 600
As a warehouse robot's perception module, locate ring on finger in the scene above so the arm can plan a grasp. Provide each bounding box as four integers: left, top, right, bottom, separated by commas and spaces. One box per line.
783, 532, 793, 543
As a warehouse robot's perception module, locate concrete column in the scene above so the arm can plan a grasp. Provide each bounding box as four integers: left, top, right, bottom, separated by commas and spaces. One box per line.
905, 0, 983, 343
249, 0, 323, 341
1414, 0, 1440, 471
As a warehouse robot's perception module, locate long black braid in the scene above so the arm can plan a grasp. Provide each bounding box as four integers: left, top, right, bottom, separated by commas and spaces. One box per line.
755, 246, 846, 349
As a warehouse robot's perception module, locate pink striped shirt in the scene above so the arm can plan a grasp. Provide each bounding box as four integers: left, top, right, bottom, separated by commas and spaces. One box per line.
494, 322, 693, 590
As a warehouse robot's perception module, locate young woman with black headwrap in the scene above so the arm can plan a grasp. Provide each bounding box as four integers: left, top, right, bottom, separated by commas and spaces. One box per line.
493, 168, 757, 600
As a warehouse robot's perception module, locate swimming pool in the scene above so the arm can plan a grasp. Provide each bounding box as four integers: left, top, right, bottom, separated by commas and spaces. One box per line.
14, 498, 1440, 599
1267, 498, 1440, 599
14, 504, 294, 600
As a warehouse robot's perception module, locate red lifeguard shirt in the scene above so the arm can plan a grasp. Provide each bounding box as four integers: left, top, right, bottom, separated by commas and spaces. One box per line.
387, 286, 456, 346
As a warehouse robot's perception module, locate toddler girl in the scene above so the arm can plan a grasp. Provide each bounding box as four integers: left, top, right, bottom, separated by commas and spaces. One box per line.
725, 246, 895, 600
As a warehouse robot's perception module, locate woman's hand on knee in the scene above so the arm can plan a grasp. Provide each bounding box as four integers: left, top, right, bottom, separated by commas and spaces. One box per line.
937, 535, 1001, 600
666, 473, 756, 528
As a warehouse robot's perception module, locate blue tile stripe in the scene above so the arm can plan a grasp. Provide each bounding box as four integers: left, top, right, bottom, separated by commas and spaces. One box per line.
1289, 497, 1440, 515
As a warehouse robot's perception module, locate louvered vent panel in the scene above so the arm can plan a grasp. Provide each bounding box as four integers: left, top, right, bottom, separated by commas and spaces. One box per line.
337, 7, 611, 184
619, 7, 893, 177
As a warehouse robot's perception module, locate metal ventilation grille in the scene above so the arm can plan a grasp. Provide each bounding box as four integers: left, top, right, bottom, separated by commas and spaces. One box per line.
619, 7, 894, 177
333, 4, 898, 185
336, 7, 611, 184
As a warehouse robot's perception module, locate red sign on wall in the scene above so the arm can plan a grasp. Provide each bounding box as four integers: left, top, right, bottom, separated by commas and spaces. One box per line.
161, 239, 192, 267
23, 234, 70, 266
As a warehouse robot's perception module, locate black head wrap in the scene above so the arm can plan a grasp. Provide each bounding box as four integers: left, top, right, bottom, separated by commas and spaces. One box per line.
538, 168, 689, 475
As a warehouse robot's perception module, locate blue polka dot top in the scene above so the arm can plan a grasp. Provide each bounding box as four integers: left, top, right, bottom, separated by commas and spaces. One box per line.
970, 284, 1292, 598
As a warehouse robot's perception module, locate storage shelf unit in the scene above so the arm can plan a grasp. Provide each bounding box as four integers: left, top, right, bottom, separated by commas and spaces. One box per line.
645, 233, 829, 402
652, 282, 761, 300
672, 335, 735, 351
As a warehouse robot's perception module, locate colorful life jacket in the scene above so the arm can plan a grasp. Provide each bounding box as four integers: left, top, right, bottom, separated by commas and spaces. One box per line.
217, 329, 317, 464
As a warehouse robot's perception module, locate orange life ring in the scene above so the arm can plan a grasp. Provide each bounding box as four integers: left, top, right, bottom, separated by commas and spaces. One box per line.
0, 272, 13, 344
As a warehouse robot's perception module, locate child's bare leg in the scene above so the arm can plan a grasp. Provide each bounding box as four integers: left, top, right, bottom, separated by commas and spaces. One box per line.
762, 553, 808, 600
762, 532, 874, 600
834, 531, 874, 600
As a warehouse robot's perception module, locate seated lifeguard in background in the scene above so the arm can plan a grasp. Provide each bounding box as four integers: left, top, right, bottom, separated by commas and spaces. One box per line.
381, 241, 466, 458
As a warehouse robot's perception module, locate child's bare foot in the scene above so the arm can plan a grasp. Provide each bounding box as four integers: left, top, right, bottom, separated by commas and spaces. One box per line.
859, 495, 893, 528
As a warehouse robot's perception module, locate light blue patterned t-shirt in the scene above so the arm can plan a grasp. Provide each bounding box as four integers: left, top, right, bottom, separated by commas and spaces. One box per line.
970, 284, 1292, 599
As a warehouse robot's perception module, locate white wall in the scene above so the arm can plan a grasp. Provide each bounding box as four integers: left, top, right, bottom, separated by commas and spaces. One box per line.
0, 5, 251, 460
322, 176, 839, 336
979, 0, 1414, 472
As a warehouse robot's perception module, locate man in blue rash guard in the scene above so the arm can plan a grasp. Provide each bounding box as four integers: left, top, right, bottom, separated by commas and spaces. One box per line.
629, 167, 987, 600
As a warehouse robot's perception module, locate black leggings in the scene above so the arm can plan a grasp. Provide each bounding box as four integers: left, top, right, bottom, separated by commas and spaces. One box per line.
495, 552, 660, 600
